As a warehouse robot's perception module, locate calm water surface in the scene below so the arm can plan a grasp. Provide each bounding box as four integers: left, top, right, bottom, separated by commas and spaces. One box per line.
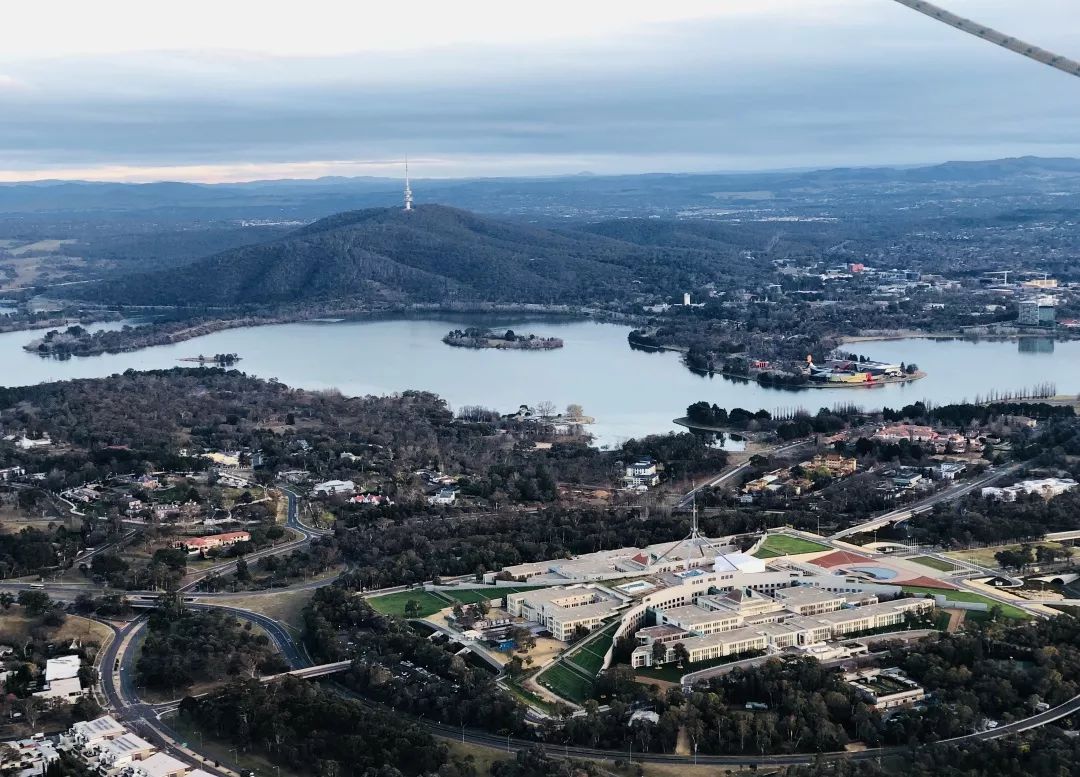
1, 319, 1078, 447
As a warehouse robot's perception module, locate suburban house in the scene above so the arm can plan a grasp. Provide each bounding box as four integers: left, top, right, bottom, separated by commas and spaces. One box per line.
624, 458, 660, 488
428, 488, 458, 506
174, 531, 251, 554
0, 466, 25, 482
809, 454, 858, 477
873, 425, 939, 444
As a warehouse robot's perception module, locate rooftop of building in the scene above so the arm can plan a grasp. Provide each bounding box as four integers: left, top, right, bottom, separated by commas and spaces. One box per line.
660, 604, 740, 626
773, 586, 846, 606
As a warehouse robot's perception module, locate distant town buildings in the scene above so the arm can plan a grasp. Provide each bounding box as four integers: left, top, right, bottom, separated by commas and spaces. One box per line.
2, 736, 60, 777
1017, 296, 1056, 327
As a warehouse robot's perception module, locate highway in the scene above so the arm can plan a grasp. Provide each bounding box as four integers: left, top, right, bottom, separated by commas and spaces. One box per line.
829, 462, 1023, 540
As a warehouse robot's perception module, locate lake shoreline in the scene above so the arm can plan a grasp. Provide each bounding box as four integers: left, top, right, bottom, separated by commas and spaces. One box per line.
1, 318, 1078, 448
21, 304, 635, 357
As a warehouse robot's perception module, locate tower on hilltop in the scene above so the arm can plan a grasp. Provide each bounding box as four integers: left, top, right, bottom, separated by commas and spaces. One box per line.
403, 156, 413, 212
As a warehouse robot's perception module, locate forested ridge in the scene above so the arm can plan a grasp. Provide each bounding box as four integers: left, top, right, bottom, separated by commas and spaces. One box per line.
69, 205, 772, 307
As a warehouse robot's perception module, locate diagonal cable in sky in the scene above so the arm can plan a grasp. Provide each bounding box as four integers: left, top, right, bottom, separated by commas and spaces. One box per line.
892, 0, 1080, 79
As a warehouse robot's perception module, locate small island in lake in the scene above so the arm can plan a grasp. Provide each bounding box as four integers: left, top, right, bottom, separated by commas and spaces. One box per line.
179, 353, 241, 366
443, 327, 564, 351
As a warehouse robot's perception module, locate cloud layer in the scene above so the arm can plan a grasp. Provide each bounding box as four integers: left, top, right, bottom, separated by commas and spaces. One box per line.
2, 0, 1079, 181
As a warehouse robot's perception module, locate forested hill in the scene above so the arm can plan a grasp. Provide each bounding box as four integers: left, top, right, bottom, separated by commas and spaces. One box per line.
70, 204, 771, 307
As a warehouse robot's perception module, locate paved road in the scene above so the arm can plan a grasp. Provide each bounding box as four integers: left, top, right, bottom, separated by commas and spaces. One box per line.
178, 486, 327, 592
829, 462, 1023, 540
98, 598, 314, 777
676, 439, 812, 510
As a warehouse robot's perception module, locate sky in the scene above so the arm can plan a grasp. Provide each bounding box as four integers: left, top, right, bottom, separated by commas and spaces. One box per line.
2, 0, 1080, 182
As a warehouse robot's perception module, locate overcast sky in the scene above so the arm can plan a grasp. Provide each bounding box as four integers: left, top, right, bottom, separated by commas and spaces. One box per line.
2, 0, 1079, 182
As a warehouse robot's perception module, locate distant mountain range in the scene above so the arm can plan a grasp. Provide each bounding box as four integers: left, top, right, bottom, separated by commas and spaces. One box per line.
7, 156, 1080, 223
74, 205, 777, 307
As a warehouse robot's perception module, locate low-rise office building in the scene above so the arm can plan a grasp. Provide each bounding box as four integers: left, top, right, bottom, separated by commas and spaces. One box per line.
506, 585, 625, 641
844, 667, 925, 710
631, 597, 932, 668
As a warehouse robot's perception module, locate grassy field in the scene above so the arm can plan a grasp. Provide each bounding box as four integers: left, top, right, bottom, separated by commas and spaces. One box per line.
502, 676, 560, 714
205, 588, 318, 636
753, 535, 830, 558
537, 662, 595, 704
902, 586, 1029, 619
566, 622, 619, 676
366, 590, 449, 618
911, 556, 959, 572
437, 586, 547, 605
0, 611, 113, 648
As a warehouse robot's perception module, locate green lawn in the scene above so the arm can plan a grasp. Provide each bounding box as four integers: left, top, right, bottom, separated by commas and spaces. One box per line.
911, 556, 959, 572
902, 586, 1029, 620
502, 676, 560, 714
565, 622, 619, 676
366, 590, 449, 618
438, 586, 543, 605
536, 662, 595, 704
636, 650, 764, 683
753, 535, 830, 558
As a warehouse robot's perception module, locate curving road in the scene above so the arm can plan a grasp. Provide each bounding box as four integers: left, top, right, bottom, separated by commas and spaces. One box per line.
829, 462, 1023, 540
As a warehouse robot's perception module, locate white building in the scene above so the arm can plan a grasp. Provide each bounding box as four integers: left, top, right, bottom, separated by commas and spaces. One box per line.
428, 487, 457, 505
35, 654, 84, 702
131, 752, 191, 777
982, 478, 1077, 502
311, 479, 356, 497
623, 458, 659, 488
631, 597, 931, 668
506, 585, 625, 641
844, 667, 926, 710
13, 435, 52, 450
0, 466, 25, 482
62, 715, 127, 750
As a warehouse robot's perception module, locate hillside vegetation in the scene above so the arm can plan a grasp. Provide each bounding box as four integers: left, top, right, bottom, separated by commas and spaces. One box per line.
72, 205, 768, 307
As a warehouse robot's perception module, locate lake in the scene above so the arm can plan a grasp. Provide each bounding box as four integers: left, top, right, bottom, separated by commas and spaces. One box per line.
1, 318, 1078, 447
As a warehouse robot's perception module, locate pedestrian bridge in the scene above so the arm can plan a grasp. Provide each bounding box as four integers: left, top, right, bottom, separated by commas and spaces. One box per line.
264, 660, 353, 682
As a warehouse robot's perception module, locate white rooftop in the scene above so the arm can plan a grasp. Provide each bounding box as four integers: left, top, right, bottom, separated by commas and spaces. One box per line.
134, 752, 190, 777
45, 654, 81, 682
